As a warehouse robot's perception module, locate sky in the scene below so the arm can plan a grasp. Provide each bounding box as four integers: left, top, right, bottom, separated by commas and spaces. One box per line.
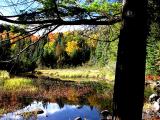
0, 0, 41, 16
1, 101, 100, 120
0, 0, 41, 25
0, 0, 120, 34
0, 0, 85, 33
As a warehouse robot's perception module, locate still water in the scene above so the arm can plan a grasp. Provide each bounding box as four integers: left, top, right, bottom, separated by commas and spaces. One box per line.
1, 101, 100, 120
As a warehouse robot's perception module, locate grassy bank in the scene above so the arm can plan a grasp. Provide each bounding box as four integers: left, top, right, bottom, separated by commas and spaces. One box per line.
35, 66, 115, 82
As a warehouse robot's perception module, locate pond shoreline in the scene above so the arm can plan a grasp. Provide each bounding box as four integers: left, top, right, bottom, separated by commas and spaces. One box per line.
0, 71, 113, 117
35, 68, 114, 81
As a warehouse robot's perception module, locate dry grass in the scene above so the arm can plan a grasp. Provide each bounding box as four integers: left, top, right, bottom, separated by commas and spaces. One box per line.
36, 67, 114, 82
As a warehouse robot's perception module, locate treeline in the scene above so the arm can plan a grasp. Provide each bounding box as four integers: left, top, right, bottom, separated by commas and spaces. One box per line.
41, 32, 90, 68
0, 22, 160, 75
0, 24, 119, 73
0, 24, 43, 73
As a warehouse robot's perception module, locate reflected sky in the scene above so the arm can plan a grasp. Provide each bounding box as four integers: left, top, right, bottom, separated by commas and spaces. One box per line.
1, 101, 101, 120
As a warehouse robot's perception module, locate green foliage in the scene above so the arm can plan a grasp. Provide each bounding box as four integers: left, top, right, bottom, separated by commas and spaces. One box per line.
42, 42, 57, 68
81, 0, 122, 15
95, 40, 108, 66
145, 0, 160, 75
146, 22, 160, 75
88, 25, 119, 67
10, 39, 42, 73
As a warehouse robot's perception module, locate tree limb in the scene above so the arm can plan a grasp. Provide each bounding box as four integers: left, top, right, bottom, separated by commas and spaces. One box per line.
0, 15, 121, 25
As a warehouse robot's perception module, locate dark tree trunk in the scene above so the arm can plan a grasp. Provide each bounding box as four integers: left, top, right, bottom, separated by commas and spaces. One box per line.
113, 0, 149, 120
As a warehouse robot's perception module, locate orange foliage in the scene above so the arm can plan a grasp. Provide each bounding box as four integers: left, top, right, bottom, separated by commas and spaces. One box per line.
0, 31, 40, 44
48, 33, 56, 42
48, 32, 59, 42
0, 31, 27, 43
0, 31, 7, 40
9, 32, 21, 43
31, 35, 39, 42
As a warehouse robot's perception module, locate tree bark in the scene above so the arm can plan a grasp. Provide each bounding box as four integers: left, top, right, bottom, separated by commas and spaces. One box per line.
113, 0, 149, 120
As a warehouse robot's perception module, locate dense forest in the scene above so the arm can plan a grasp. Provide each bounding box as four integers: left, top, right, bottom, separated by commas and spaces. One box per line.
0, 24, 119, 73
0, 22, 160, 77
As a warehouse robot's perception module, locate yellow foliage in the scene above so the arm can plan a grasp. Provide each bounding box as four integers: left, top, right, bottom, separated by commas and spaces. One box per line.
87, 34, 99, 48
65, 41, 79, 56
11, 44, 16, 50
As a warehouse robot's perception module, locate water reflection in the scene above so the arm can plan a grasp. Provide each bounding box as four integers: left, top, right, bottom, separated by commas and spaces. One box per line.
0, 77, 113, 119
1, 101, 100, 120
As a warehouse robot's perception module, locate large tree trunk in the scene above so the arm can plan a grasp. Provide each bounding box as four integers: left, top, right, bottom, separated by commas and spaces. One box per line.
112, 0, 149, 119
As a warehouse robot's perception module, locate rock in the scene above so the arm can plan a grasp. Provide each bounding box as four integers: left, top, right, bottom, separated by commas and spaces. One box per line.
152, 101, 160, 112
149, 93, 158, 103
74, 117, 82, 120
100, 110, 112, 120
101, 110, 110, 117
17, 108, 44, 117
34, 108, 44, 114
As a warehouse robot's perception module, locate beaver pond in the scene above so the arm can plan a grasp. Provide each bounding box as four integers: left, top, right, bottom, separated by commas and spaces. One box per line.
0, 76, 113, 120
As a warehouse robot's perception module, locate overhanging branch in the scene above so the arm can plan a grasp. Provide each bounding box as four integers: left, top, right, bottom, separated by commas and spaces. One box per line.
0, 16, 121, 25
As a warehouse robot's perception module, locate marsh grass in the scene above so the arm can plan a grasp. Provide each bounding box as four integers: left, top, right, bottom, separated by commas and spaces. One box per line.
0, 70, 10, 79
3, 78, 37, 91
36, 66, 114, 81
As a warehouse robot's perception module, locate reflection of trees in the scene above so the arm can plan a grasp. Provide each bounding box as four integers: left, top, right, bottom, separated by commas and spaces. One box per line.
0, 94, 33, 114
56, 98, 64, 109
87, 95, 112, 111
90, 106, 93, 111
42, 99, 48, 109
19, 97, 33, 107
